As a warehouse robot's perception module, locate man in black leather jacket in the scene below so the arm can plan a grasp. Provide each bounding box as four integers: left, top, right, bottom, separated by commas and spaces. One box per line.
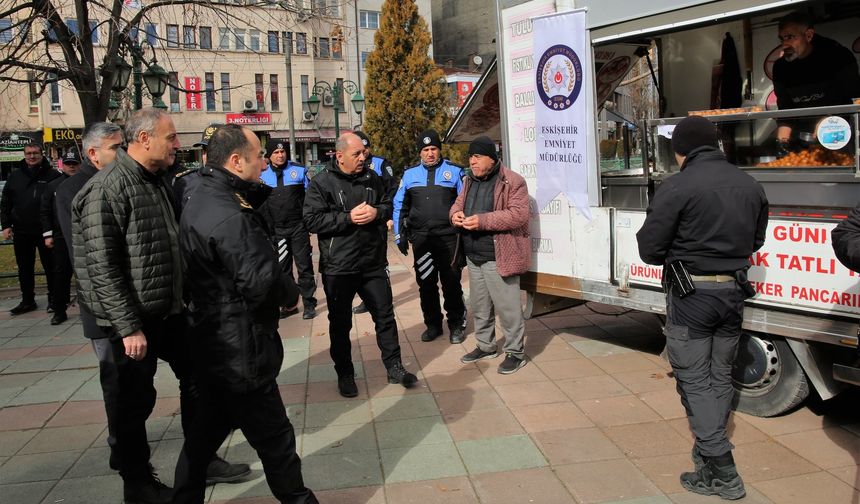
303, 132, 417, 398
172, 124, 317, 504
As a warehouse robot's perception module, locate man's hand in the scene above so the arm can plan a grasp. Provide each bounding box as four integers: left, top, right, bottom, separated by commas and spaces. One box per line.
350, 202, 378, 225
451, 211, 466, 227
123, 330, 148, 361
462, 215, 480, 231
1, 228, 11, 240
387, 219, 394, 231
45, 237, 54, 249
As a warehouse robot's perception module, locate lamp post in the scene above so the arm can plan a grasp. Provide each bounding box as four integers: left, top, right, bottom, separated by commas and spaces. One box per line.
108, 39, 169, 119
303, 79, 365, 139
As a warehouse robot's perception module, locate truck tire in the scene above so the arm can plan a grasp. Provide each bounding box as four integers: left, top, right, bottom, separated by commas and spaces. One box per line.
732, 333, 809, 417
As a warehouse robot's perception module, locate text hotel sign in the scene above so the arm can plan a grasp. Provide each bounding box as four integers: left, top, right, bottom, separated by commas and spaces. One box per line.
185, 77, 202, 110
225, 113, 272, 125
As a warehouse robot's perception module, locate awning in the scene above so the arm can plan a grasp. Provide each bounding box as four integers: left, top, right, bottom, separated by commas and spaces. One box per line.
268, 128, 351, 142
445, 58, 500, 144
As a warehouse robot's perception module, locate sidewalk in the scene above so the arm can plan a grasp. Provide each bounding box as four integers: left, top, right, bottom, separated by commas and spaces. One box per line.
1, 245, 860, 504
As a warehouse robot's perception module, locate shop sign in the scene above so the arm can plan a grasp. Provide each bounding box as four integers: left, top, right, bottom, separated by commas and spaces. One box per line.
817, 116, 851, 151
0, 133, 38, 151
44, 127, 83, 144
225, 113, 271, 125
0, 151, 24, 162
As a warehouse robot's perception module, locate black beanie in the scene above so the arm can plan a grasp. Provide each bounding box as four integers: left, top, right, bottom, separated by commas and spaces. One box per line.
416, 129, 442, 151
266, 138, 288, 155
672, 116, 720, 156
354, 130, 371, 149
468, 136, 498, 161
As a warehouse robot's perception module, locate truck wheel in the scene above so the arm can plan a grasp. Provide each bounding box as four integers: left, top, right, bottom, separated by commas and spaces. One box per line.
732, 333, 809, 417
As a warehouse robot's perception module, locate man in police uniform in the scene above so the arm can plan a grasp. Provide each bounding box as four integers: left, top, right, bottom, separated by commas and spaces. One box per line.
260, 139, 317, 319
351, 131, 395, 314
637, 116, 768, 501
393, 129, 467, 344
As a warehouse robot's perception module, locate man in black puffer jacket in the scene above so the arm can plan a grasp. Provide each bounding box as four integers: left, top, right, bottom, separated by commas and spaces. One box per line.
304, 132, 417, 398
0, 142, 60, 315
172, 123, 317, 504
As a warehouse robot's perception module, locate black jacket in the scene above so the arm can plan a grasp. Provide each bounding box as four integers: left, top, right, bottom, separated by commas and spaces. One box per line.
637, 147, 769, 274
180, 164, 299, 393
833, 204, 860, 272
773, 34, 860, 110
1, 158, 61, 234
56, 161, 98, 262
40, 174, 70, 240
303, 159, 391, 275
260, 161, 309, 233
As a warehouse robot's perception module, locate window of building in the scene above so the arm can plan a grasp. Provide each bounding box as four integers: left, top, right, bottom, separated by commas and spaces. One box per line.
249, 29, 260, 51
359, 10, 379, 29
255, 73, 265, 111
200, 26, 211, 49
314, 0, 338, 16
361, 50, 371, 69
267, 31, 279, 53
220, 73, 231, 110
183, 25, 196, 48
332, 38, 342, 59
234, 29, 246, 50
49, 73, 61, 112
205, 72, 216, 111
219, 27, 231, 50
295, 32, 306, 54
270, 74, 279, 112
146, 23, 158, 46
0, 19, 14, 44
129, 26, 139, 42
65, 18, 99, 44
169, 72, 180, 112
317, 37, 330, 58
335, 77, 344, 110
166, 24, 179, 48
27, 71, 38, 114
282, 31, 293, 53
300, 74, 309, 102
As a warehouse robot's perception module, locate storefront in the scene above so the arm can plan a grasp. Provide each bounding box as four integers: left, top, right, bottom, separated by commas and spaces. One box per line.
43, 127, 84, 168
0, 131, 43, 181
267, 128, 346, 167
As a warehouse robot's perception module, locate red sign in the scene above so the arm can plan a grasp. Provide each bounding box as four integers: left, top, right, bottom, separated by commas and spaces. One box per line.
185, 77, 201, 110
225, 113, 272, 125
456, 81, 474, 107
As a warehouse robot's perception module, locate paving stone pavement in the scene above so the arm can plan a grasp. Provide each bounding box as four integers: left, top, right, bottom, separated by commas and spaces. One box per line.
1, 243, 860, 504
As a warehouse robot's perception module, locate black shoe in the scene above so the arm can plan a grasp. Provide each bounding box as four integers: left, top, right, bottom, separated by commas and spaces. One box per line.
692, 445, 705, 472
279, 306, 299, 319
9, 301, 37, 316
680, 452, 746, 500
460, 347, 499, 363
497, 353, 527, 374
421, 326, 442, 342
338, 374, 359, 398
352, 302, 368, 314
50, 311, 68, 325
123, 472, 172, 504
205, 455, 251, 485
387, 363, 417, 388
302, 305, 317, 319
449, 327, 466, 344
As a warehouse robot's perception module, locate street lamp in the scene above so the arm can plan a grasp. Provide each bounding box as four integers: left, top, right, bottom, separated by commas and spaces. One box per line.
303, 79, 365, 138
109, 39, 169, 116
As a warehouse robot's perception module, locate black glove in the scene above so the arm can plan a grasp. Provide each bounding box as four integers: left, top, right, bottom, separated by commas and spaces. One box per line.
396, 239, 409, 256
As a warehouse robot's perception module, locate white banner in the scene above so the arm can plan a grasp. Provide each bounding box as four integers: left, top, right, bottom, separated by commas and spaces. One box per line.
533, 10, 590, 219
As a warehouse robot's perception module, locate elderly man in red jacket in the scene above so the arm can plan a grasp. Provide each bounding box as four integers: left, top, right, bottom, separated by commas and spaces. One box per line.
450, 136, 531, 374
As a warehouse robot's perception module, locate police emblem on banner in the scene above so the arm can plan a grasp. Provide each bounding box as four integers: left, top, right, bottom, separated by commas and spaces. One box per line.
536, 44, 583, 111
290, 170, 298, 179
443, 170, 452, 181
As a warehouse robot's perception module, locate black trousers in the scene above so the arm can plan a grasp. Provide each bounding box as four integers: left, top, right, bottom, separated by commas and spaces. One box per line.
12, 232, 54, 304
95, 314, 197, 480
172, 381, 316, 504
278, 224, 317, 308
322, 269, 401, 377
50, 237, 72, 312
411, 233, 466, 330
664, 281, 744, 458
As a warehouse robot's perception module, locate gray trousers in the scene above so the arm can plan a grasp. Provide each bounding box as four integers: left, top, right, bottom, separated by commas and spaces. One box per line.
664, 281, 744, 458
466, 258, 525, 357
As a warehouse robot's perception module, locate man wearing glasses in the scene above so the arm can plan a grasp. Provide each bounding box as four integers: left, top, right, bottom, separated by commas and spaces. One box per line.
0, 143, 61, 315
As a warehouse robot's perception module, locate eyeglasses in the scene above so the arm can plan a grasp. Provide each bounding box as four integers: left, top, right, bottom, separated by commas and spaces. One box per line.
24, 152, 41, 157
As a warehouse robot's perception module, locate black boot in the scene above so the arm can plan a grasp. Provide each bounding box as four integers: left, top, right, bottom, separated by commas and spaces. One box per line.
680, 451, 746, 500
205, 455, 251, 485
421, 325, 442, 342
9, 301, 37, 315
123, 472, 172, 504
387, 363, 417, 388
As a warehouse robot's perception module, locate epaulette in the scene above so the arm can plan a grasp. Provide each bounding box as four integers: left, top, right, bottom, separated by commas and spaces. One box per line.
174, 167, 198, 179
234, 192, 253, 210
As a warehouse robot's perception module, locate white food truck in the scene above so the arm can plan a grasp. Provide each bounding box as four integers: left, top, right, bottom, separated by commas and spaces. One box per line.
446, 0, 860, 416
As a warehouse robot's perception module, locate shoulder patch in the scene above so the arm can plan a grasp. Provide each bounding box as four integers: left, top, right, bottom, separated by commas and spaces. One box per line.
174, 168, 197, 179
234, 192, 253, 210
386, 166, 393, 176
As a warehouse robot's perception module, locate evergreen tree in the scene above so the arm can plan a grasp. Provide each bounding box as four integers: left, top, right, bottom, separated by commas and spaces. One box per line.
363, 0, 451, 174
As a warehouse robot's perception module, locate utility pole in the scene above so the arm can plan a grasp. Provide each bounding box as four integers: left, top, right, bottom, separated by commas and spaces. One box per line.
284, 33, 298, 162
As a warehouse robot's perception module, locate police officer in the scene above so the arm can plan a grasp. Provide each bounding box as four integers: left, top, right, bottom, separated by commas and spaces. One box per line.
172, 124, 317, 504
260, 139, 318, 320
173, 124, 222, 215
351, 131, 396, 314
636, 115, 768, 501
393, 129, 468, 344
40, 149, 81, 324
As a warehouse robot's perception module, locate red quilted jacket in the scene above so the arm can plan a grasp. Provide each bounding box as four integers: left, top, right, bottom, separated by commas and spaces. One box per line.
450, 164, 531, 277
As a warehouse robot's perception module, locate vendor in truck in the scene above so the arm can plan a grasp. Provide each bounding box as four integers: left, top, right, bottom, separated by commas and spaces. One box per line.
772, 11, 860, 152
